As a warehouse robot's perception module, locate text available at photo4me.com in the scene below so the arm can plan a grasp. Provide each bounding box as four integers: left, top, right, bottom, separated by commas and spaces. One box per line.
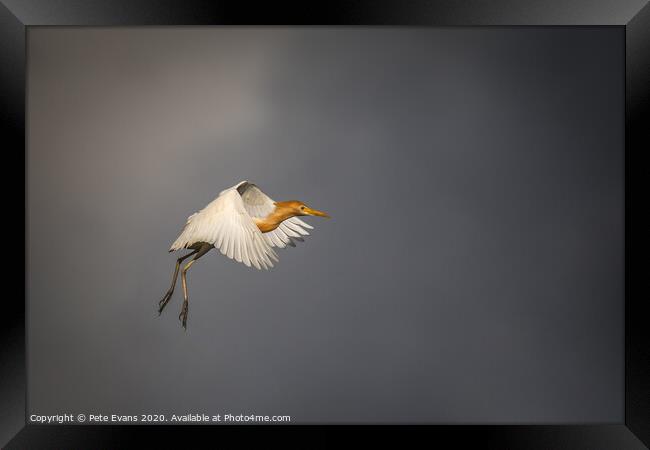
29, 413, 292, 424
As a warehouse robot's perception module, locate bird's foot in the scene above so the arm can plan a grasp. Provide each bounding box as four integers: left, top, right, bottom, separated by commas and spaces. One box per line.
158, 292, 173, 315
178, 302, 189, 330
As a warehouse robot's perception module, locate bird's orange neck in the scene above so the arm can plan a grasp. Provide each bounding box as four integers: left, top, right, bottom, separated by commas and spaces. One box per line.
254, 205, 297, 233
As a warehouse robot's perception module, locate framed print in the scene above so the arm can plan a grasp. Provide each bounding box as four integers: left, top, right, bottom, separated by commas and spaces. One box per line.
3, 0, 648, 447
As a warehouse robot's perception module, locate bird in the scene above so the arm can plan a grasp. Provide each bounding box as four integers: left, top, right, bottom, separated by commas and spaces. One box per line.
158, 180, 330, 329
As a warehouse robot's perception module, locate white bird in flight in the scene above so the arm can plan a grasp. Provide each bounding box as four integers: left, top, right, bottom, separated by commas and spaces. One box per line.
158, 180, 330, 329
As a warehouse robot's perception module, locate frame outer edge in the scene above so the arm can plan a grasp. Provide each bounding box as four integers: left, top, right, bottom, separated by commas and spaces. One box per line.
625, 1, 650, 447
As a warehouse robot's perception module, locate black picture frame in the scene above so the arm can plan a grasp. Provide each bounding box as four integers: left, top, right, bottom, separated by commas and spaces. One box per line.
3, 1, 648, 447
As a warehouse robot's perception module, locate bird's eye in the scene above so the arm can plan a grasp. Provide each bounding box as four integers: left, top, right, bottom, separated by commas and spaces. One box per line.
300, 206, 305, 210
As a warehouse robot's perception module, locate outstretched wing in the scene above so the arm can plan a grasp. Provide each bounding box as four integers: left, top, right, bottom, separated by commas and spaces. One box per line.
169, 184, 278, 270
237, 181, 314, 249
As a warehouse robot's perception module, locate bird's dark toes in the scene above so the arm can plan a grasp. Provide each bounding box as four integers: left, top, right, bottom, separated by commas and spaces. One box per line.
158, 293, 173, 314
178, 304, 188, 329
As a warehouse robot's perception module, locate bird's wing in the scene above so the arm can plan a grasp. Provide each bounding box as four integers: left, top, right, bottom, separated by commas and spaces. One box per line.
169, 186, 278, 270
237, 182, 314, 249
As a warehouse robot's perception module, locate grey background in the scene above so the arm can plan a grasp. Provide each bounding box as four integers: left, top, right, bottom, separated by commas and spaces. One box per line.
27, 27, 624, 423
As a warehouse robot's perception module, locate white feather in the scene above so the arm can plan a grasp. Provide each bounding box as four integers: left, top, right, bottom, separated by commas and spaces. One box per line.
169, 183, 278, 270
169, 180, 319, 270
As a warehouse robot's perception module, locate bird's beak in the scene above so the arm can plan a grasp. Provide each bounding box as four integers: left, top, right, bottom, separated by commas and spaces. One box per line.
304, 207, 330, 218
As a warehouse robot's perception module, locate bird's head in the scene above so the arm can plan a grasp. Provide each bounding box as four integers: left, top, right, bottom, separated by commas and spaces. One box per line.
275, 200, 330, 218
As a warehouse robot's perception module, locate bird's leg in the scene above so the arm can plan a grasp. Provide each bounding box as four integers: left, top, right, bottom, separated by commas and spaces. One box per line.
158, 249, 198, 315
178, 244, 212, 330
179, 259, 195, 330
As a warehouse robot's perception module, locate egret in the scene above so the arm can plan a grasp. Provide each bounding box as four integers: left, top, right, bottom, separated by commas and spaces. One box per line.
158, 180, 330, 329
